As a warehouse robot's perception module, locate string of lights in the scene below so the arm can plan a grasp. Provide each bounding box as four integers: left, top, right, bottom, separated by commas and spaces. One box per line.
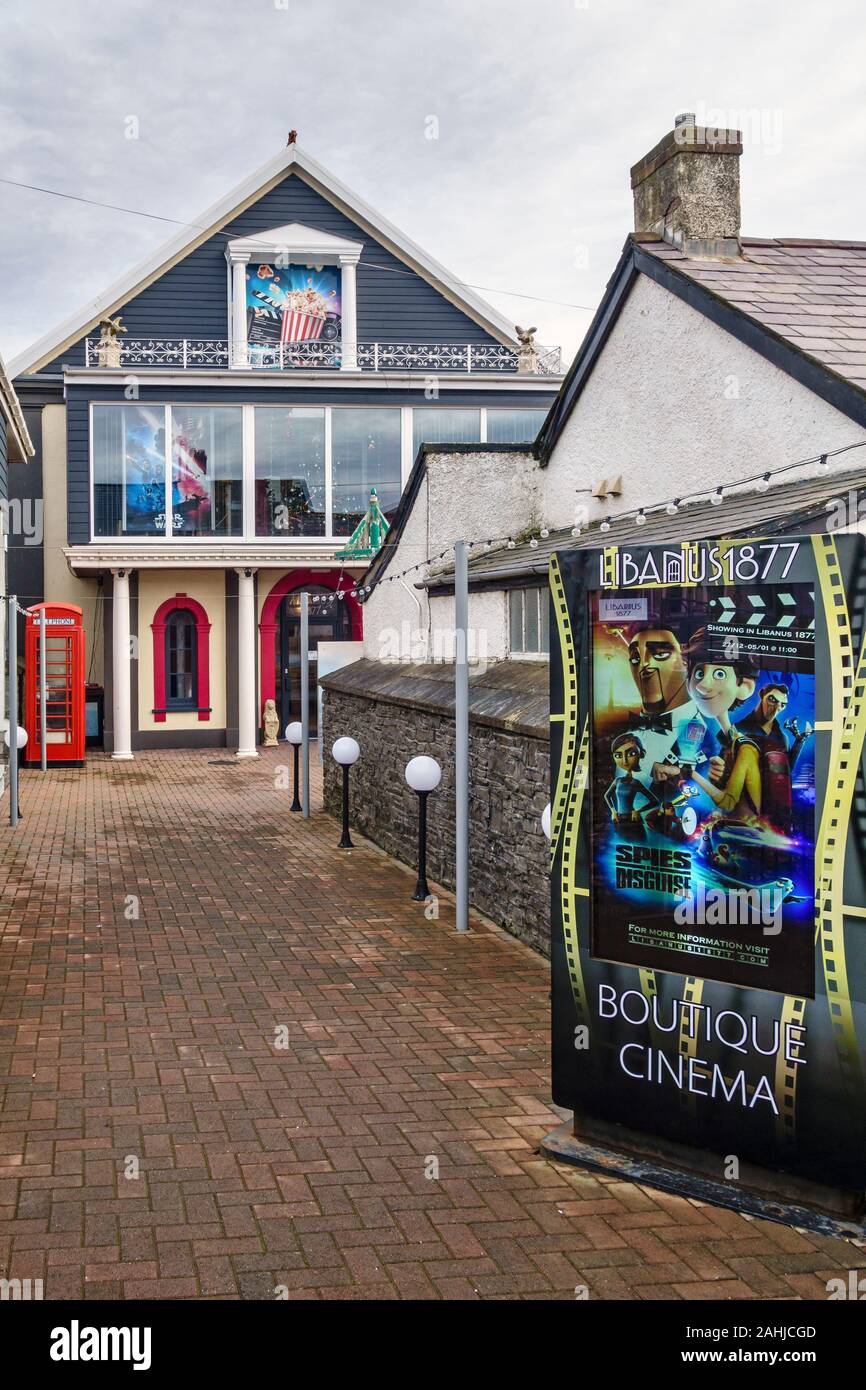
308, 436, 866, 612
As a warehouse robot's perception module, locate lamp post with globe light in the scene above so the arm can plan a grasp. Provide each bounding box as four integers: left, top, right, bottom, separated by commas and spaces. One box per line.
285, 722, 302, 812
332, 737, 360, 848
4, 724, 28, 824
404, 755, 442, 901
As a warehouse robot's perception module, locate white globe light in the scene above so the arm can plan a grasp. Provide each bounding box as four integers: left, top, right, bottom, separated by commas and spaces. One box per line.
541, 803, 551, 840
4, 725, 28, 751
285, 721, 303, 746
405, 755, 442, 793
332, 736, 360, 766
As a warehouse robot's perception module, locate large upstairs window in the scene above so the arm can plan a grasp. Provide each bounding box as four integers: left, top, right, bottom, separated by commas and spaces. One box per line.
331, 408, 402, 537
93, 404, 167, 537
487, 408, 547, 443
90, 402, 547, 541
171, 407, 243, 537
412, 408, 481, 454
93, 404, 243, 538
255, 407, 326, 537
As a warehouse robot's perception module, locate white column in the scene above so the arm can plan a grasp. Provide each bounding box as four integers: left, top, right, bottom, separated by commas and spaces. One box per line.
228, 252, 251, 369
339, 254, 359, 371
236, 567, 259, 759
111, 568, 134, 760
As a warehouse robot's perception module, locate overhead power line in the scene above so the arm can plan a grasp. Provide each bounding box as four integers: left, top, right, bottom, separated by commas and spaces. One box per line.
0, 174, 596, 314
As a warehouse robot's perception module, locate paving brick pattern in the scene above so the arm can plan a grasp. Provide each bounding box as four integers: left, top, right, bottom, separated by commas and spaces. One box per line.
0, 750, 858, 1300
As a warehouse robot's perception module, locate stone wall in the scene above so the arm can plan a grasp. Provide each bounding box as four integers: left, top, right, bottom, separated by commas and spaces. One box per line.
320, 659, 551, 956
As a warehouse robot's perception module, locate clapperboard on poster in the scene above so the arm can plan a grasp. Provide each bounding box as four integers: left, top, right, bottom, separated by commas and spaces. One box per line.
704, 585, 815, 669
247, 288, 284, 347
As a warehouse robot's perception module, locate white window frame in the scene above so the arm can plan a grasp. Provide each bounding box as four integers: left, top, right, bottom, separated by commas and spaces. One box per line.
508, 586, 550, 661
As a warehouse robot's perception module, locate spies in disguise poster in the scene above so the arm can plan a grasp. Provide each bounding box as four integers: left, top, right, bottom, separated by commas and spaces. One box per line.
589, 578, 816, 995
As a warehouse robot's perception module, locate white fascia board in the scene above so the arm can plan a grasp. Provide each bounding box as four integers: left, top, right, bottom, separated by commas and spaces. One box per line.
64, 543, 367, 572
12, 144, 519, 378
0, 351, 34, 459
63, 369, 561, 391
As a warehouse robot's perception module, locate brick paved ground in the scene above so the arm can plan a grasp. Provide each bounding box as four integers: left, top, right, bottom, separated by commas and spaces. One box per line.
0, 749, 858, 1300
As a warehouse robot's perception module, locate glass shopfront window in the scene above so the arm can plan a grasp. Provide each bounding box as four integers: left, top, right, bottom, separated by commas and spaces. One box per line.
487, 408, 547, 444
171, 407, 243, 536
412, 408, 481, 454
331, 408, 402, 536
93, 404, 167, 536
254, 408, 326, 536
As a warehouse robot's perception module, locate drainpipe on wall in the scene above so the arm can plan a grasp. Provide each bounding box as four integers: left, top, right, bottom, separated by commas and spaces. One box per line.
397, 574, 425, 662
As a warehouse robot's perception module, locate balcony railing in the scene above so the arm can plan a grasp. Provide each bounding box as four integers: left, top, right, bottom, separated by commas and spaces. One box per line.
82, 338, 562, 375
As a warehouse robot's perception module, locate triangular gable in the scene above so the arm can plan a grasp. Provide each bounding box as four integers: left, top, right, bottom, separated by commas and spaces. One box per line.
11, 144, 517, 377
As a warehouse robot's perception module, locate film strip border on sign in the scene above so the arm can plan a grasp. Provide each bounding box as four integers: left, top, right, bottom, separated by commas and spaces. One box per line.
599, 544, 674, 1035
549, 554, 590, 1030
774, 535, 865, 1139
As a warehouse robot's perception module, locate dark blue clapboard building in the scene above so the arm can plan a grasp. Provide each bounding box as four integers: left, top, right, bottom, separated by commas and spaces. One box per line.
9, 139, 561, 757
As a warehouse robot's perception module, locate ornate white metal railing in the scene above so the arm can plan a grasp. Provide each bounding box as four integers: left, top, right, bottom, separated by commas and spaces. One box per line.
83, 338, 562, 374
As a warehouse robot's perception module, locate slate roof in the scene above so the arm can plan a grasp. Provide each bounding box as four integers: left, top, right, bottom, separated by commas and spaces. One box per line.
421, 463, 866, 590
538, 235, 866, 462
642, 237, 866, 390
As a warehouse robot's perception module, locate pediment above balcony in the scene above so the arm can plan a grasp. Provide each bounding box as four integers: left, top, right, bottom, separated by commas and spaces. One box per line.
225, 222, 364, 266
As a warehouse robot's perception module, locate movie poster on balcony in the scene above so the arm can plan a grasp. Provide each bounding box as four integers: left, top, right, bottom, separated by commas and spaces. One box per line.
588, 580, 816, 996
245, 263, 341, 353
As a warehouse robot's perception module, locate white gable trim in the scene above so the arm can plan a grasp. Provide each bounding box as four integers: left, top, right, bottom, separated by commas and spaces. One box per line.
10, 145, 518, 378
0, 351, 34, 461
225, 222, 363, 264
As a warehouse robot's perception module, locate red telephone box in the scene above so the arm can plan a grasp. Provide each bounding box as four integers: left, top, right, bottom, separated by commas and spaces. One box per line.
25, 603, 86, 766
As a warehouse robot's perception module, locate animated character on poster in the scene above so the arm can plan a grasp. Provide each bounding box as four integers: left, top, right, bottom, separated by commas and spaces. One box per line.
589, 583, 816, 994
606, 616, 709, 839
603, 734, 660, 833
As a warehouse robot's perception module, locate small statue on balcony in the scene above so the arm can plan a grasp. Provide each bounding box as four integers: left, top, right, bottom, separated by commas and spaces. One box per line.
96, 314, 127, 368
515, 325, 539, 375
262, 699, 280, 746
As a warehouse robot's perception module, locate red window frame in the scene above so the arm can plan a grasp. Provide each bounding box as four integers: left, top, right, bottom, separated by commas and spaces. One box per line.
151, 593, 211, 722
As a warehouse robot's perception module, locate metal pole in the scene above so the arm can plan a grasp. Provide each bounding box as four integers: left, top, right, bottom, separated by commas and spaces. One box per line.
290, 743, 301, 812
300, 591, 310, 818
338, 765, 353, 849
39, 607, 47, 772
412, 791, 429, 901
8, 596, 18, 827
454, 540, 469, 931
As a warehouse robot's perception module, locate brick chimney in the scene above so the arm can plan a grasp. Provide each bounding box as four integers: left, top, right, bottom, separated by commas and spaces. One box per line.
631, 113, 743, 258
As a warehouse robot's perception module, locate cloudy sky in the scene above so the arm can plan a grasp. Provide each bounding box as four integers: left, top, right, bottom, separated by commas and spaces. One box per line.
2, 0, 865, 366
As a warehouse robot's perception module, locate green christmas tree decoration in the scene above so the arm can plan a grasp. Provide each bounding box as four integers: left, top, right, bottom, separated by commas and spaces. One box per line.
334, 487, 390, 559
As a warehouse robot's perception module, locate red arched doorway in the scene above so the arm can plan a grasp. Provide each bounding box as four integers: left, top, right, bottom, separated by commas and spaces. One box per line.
260, 569, 362, 734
